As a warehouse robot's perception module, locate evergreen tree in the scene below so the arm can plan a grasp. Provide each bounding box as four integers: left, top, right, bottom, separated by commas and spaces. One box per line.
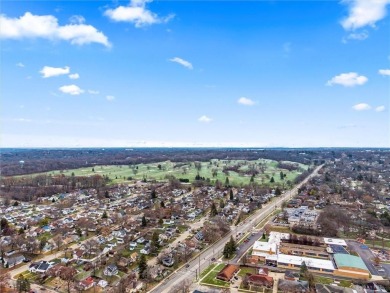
16, 276, 30, 292
138, 254, 148, 279
151, 231, 160, 253
223, 236, 237, 258
158, 218, 163, 226
18, 227, 24, 235
141, 215, 147, 227
229, 189, 234, 201
250, 175, 254, 183
151, 189, 157, 199
219, 199, 225, 209
1, 218, 9, 230
210, 202, 218, 217
280, 171, 284, 180
225, 177, 230, 186
102, 211, 108, 219
270, 177, 275, 183
160, 201, 165, 208
275, 187, 282, 196
300, 261, 308, 277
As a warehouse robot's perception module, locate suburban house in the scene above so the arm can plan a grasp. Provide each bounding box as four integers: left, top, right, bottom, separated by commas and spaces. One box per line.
29, 261, 52, 273
247, 274, 274, 288
104, 264, 118, 276
216, 264, 239, 282
3, 255, 25, 268
78, 277, 94, 291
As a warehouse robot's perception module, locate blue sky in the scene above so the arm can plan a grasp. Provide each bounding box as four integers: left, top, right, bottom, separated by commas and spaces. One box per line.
1, 0, 389, 147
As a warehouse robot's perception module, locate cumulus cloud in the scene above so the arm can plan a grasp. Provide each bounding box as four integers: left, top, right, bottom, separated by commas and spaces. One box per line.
341, 0, 390, 30
326, 72, 368, 87
106, 95, 115, 101
379, 69, 390, 76
69, 73, 80, 79
352, 103, 371, 111
238, 97, 255, 106
198, 115, 212, 123
0, 12, 110, 47
59, 84, 84, 95
169, 57, 193, 70
375, 105, 386, 112
16, 62, 25, 67
40, 66, 69, 78
104, 0, 174, 28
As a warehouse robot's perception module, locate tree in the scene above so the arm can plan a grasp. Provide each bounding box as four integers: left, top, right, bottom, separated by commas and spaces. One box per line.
225, 177, 229, 186
138, 254, 148, 279
102, 211, 108, 219
47, 265, 77, 293
16, 275, 30, 292
229, 189, 234, 201
158, 218, 163, 226
141, 215, 147, 227
219, 199, 225, 209
210, 202, 218, 217
160, 200, 165, 208
223, 236, 236, 259
151, 189, 157, 200
280, 171, 284, 180
270, 177, 275, 183
0, 272, 10, 290
275, 187, 282, 196
39, 236, 48, 253
1, 218, 9, 231
300, 261, 308, 277
151, 231, 160, 253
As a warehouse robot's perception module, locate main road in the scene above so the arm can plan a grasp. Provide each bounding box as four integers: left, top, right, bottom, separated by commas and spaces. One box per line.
149, 165, 324, 293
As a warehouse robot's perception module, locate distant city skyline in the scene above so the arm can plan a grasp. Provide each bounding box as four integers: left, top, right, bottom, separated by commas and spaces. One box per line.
1, 0, 389, 148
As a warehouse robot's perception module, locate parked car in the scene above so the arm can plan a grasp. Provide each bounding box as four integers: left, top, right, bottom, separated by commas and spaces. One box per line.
211, 257, 216, 261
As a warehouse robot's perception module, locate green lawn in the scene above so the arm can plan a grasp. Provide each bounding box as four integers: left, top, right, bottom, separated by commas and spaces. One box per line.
21, 159, 308, 187
314, 276, 333, 285
200, 263, 230, 288
238, 267, 256, 277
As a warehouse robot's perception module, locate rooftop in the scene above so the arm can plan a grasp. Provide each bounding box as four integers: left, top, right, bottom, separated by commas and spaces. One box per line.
323, 238, 347, 246
277, 254, 335, 271
333, 254, 369, 271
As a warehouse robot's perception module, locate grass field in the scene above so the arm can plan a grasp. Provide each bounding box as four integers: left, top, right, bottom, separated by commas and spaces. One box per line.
27, 159, 308, 187
200, 263, 230, 287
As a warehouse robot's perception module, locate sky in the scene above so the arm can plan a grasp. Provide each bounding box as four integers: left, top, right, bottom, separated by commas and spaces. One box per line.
1, 0, 390, 148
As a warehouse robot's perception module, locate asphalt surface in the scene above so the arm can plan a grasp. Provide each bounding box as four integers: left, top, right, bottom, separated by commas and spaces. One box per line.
149, 165, 324, 293
231, 230, 264, 264
346, 240, 380, 276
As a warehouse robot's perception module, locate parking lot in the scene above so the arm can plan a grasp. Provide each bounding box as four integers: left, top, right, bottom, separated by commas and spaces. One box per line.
346, 240, 384, 276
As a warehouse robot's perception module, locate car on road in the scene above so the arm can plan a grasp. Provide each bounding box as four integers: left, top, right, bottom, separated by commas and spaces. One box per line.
378, 268, 385, 272
23, 258, 31, 263
211, 257, 216, 261
185, 264, 190, 268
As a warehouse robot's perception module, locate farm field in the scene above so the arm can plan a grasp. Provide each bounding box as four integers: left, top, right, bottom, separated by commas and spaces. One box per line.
22, 159, 308, 187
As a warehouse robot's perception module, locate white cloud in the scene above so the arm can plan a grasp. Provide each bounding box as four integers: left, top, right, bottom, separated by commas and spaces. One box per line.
326, 72, 368, 87
352, 103, 371, 111
342, 31, 369, 42
106, 95, 115, 101
341, 0, 390, 30
59, 84, 84, 95
40, 66, 69, 78
375, 105, 386, 112
88, 90, 100, 95
0, 12, 110, 47
379, 69, 390, 75
198, 115, 212, 123
169, 57, 193, 70
69, 73, 80, 79
104, 0, 174, 28
69, 15, 85, 24
16, 62, 25, 67
238, 97, 256, 106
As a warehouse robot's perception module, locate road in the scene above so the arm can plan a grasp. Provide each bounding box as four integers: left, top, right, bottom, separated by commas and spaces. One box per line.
149, 165, 323, 293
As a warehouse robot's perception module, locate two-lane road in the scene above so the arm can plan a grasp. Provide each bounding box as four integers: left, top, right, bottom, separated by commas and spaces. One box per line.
149, 165, 323, 293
